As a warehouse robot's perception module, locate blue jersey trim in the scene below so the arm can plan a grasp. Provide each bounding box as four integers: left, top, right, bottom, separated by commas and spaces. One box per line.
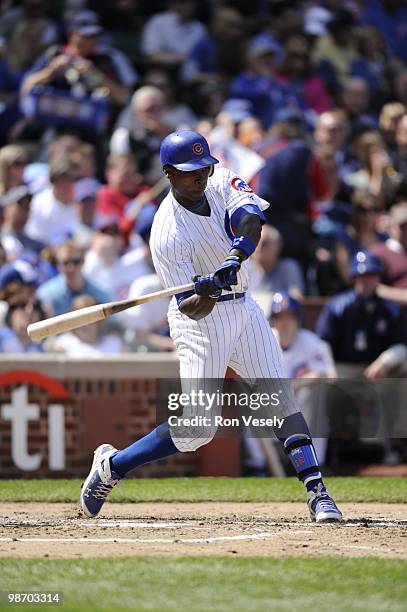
230, 204, 266, 231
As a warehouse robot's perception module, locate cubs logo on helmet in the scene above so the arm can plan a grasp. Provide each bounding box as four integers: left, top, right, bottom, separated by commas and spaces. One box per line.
193, 142, 204, 156
231, 177, 253, 192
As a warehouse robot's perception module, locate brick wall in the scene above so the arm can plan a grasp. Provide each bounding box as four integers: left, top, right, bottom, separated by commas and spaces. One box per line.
0, 356, 205, 478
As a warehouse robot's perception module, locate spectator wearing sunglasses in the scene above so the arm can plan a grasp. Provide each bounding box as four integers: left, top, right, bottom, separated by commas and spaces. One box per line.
0, 185, 44, 258
37, 240, 110, 316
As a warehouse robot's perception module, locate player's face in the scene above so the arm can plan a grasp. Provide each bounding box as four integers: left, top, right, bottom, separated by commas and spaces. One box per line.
165, 166, 212, 205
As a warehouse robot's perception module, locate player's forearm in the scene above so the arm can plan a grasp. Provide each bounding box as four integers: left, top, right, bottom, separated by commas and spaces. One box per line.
229, 214, 262, 261
179, 295, 218, 320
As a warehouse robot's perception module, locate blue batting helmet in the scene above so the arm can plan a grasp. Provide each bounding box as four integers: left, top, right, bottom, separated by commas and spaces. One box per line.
160, 130, 219, 171
350, 251, 383, 278
270, 291, 302, 316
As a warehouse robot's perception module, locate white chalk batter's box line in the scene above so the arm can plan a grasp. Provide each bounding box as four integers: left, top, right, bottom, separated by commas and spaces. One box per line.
0, 530, 313, 545
78, 520, 209, 529
2, 518, 405, 528
80, 519, 407, 528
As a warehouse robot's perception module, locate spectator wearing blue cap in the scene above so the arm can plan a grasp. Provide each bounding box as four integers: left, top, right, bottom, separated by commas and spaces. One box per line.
0, 259, 39, 304
270, 292, 336, 378
317, 250, 407, 367
229, 35, 301, 129
37, 240, 111, 316
0, 185, 44, 257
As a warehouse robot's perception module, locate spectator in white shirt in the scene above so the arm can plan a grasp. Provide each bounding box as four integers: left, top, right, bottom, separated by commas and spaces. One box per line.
141, 0, 207, 69
25, 156, 80, 245
83, 215, 152, 300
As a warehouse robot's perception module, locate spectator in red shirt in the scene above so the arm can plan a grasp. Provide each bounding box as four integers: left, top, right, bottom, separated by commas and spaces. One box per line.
96, 153, 153, 243
96, 153, 145, 220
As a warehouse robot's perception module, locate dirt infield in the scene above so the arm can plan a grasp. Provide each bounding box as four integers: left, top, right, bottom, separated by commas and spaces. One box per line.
0, 502, 405, 559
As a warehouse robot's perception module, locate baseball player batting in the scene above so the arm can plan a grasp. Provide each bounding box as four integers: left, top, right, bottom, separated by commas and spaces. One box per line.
80, 130, 342, 523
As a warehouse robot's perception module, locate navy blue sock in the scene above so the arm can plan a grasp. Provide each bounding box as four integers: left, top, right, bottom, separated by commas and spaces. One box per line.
274, 412, 324, 492
110, 422, 179, 478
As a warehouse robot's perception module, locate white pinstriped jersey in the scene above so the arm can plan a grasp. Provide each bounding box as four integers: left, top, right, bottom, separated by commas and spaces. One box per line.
150, 168, 270, 299
149, 167, 298, 453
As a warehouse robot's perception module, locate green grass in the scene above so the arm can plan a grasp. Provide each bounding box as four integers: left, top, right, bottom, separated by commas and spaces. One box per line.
0, 557, 406, 612
0, 476, 405, 503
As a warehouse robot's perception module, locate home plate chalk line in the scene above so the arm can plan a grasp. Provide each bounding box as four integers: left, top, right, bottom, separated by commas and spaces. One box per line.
0, 530, 313, 545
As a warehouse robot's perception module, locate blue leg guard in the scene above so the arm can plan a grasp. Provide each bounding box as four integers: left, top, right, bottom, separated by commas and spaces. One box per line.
110, 422, 179, 478
274, 412, 323, 491
283, 434, 323, 490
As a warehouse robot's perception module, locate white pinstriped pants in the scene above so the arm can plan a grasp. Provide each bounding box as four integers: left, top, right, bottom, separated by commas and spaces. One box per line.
168, 294, 299, 452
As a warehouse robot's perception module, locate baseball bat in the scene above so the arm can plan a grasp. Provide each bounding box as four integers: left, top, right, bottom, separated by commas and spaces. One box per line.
27, 282, 195, 343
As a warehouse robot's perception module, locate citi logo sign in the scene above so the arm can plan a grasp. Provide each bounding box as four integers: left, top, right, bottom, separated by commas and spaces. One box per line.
0, 371, 68, 471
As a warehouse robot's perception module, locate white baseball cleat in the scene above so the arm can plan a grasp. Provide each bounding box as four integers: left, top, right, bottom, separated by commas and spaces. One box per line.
80, 444, 121, 518
308, 483, 343, 523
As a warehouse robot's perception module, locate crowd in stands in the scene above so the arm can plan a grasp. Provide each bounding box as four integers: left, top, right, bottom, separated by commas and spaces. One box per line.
0, 0, 405, 377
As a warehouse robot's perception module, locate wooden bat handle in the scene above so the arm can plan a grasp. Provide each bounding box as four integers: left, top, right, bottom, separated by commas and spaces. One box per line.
27, 282, 195, 343
104, 282, 195, 316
